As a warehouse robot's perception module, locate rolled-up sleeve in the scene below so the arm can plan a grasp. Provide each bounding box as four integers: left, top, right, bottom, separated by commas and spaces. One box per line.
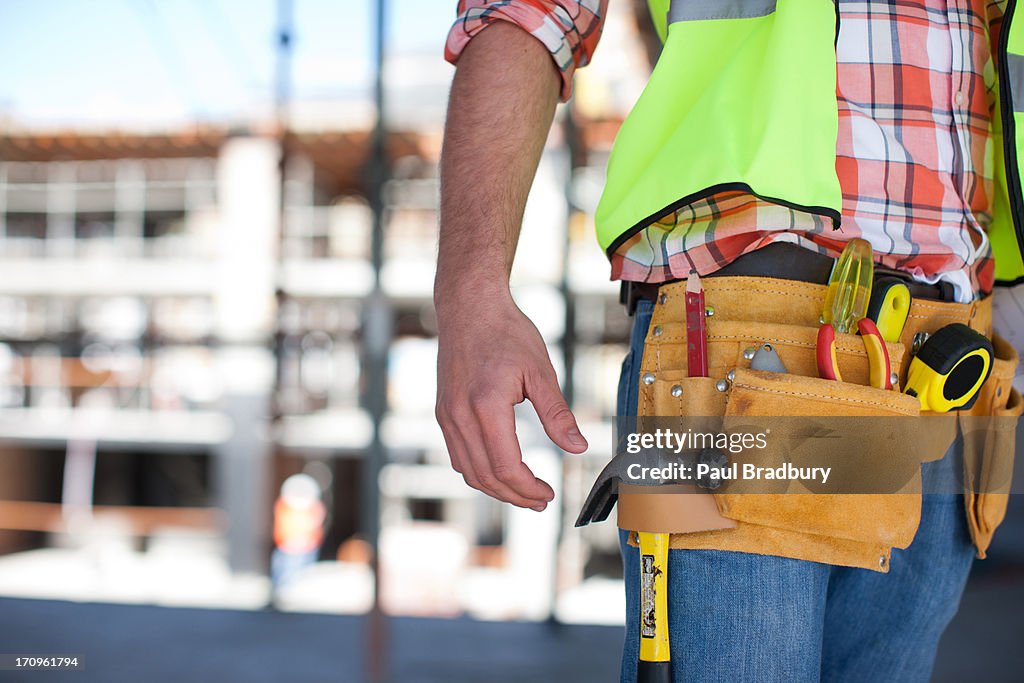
444, 0, 608, 101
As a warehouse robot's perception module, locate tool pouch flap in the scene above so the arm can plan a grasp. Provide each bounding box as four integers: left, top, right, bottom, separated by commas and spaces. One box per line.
713, 367, 923, 549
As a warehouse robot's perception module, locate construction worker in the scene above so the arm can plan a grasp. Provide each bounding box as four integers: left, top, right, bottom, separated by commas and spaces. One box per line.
271, 473, 326, 596
434, 2, 1023, 681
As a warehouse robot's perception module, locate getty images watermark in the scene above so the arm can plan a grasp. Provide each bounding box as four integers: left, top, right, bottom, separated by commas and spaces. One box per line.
624, 427, 833, 485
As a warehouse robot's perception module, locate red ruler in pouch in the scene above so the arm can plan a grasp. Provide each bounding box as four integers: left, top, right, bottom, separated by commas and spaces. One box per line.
685, 272, 708, 377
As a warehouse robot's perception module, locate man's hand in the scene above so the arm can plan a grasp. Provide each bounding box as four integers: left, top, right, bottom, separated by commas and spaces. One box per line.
436, 23, 581, 508
436, 290, 588, 511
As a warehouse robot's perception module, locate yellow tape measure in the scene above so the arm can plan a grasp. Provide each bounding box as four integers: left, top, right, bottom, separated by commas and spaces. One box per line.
904, 324, 993, 413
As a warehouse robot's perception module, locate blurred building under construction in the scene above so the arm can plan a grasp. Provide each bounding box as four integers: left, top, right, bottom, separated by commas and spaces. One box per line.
0, 0, 663, 621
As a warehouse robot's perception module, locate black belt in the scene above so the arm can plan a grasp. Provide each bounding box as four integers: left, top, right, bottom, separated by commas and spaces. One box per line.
620, 243, 955, 315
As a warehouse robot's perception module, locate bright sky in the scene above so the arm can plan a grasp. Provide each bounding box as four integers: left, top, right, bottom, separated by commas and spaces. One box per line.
0, 0, 455, 129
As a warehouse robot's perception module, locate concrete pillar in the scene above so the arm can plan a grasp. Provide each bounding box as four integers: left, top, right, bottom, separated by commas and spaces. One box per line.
212, 135, 279, 573
214, 135, 278, 344
504, 446, 562, 620
114, 161, 144, 257
46, 163, 75, 258
213, 350, 275, 574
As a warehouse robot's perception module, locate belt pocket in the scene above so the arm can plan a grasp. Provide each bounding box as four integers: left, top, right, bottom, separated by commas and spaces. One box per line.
961, 331, 1022, 556
713, 367, 923, 549
620, 373, 738, 535
649, 371, 727, 417
963, 385, 1023, 557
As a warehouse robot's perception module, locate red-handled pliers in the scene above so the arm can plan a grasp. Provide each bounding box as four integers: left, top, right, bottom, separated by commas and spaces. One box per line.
816, 318, 892, 389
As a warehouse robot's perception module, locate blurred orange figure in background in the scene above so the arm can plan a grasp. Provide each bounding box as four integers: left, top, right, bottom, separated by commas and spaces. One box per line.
271, 473, 326, 594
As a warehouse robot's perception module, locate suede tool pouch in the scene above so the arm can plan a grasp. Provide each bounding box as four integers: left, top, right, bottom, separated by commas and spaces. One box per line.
714, 367, 924, 550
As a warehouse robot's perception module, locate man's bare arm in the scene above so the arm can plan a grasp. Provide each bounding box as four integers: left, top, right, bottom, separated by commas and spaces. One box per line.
435, 22, 588, 511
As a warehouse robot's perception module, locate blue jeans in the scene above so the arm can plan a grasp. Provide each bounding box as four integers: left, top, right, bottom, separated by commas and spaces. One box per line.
618, 299, 975, 682
271, 548, 318, 589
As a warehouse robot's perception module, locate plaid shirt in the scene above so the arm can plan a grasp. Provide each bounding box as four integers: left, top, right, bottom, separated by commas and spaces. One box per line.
444, 0, 607, 101
446, 1, 1007, 302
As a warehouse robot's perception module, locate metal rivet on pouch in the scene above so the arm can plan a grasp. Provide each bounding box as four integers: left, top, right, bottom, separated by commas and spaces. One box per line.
716, 380, 730, 392
879, 555, 887, 568
819, 315, 825, 325
743, 347, 756, 361
762, 343, 773, 352
642, 372, 656, 385
653, 326, 663, 337
727, 369, 736, 382
658, 293, 668, 305
671, 385, 683, 398
890, 372, 899, 387
705, 306, 715, 317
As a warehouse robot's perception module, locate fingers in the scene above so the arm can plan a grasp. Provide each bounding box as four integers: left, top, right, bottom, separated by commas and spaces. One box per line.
436, 394, 554, 510
472, 399, 555, 507
526, 364, 588, 454
438, 420, 491, 498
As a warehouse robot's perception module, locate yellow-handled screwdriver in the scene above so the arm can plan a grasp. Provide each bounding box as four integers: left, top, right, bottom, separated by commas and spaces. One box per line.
822, 238, 874, 333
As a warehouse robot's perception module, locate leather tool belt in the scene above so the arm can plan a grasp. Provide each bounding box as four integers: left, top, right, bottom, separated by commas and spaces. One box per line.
617, 247, 1022, 572
620, 243, 955, 315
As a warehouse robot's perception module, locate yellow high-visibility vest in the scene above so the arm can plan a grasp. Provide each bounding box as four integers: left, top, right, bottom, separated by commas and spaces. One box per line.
596, 0, 1024, 285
